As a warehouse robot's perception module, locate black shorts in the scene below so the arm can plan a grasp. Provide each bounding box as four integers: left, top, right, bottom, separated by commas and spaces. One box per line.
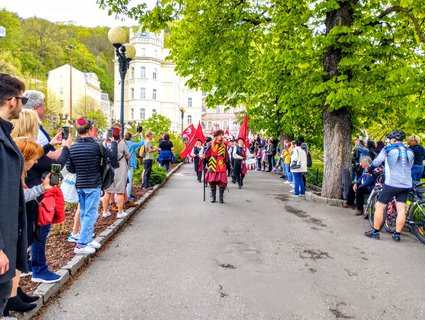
378, 185, 410, 204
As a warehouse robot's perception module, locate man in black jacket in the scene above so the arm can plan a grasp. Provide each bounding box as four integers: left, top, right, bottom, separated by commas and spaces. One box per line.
0, 73, 28, 313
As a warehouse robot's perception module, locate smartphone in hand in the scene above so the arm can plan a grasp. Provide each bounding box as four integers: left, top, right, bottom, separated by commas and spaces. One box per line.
62, 126, 69, 140
137, 126, 143, 133
50, 164, 61, 186
107, 129, 113, 140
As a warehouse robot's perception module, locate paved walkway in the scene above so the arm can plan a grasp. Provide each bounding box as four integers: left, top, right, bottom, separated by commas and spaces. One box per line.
42, 164, 425, 319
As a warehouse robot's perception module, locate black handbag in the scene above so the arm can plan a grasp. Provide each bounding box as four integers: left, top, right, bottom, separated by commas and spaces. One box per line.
290, 161, 301, 170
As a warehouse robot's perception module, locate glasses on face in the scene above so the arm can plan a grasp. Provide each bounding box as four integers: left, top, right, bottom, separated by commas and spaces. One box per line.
8, 96, 28, 105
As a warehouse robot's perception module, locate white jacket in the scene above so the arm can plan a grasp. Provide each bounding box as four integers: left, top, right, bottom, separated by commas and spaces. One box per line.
290, 147, 307, 173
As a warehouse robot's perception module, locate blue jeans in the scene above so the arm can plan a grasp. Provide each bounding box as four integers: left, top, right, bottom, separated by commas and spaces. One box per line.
293, 172, 305, 196
284, 164, 293, 182
411, 164, 424, 182
31, 224, 51, 275
126, 166, 135, 199
77, 188, 101, 246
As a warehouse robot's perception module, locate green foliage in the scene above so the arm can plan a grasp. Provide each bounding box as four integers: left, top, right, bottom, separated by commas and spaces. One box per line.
139, 114, 172, 141
169, 132, 185, 162
132, 162, 168, 186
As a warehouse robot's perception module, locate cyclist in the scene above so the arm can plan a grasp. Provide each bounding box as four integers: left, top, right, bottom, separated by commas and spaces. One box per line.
364, 130, 414, 241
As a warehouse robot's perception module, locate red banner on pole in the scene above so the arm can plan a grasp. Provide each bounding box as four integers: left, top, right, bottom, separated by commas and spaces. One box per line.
182, 124, 196, 141
237, 115, 249, 148
180, 122, 205, 159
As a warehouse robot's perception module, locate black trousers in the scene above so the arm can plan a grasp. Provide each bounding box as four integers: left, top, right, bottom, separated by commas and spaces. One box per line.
233, 159, 244, 186
0, 280, 12, 314
346, 183, 370, 211
267, 155, 273, 172
142, 159, 153, 188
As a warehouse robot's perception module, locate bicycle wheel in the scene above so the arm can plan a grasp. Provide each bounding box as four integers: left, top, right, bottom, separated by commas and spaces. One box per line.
409, 200, 425, 245
384, 201, 397, 234
367, 194, 384, 230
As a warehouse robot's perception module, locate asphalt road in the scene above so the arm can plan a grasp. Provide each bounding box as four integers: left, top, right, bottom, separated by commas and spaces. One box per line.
42, 164, 425, 320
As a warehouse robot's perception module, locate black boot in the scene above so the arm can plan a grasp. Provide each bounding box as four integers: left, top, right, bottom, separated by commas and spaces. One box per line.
17, 287, 40, 303
3, 295, 37, 317
197, 172, 202, 182
237, 177, 242, 189
219, 188, 225, 203
210, 186, 217, 203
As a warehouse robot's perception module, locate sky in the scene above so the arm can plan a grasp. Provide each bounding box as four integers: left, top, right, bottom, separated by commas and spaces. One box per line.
0, 0, 155, 27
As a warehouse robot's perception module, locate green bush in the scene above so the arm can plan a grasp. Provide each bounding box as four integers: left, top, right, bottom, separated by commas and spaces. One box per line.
306, 167, 323, 187
131, 162, 168, 186
150, 164, 168, 185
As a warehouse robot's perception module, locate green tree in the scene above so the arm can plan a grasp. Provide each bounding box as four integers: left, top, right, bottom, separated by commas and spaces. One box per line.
97, 0, 425, 199
139, 114, 172, 141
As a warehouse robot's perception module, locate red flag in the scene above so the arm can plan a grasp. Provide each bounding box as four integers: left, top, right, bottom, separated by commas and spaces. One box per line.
237, 115, 249, 148
182, 123, 196, 141
225, 128, 229, 136
180, 122, 205, 159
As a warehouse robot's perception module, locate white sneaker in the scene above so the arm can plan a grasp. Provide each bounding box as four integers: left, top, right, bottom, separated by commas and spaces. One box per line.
292, 195, 299, 198
289, 189, 294, 193
74, 245, 96, 255
88, 240, 101, 249
117, 212, 128, 219
299, 194, 306, 197
102, 211, 111, 218
284, 181, 290, 184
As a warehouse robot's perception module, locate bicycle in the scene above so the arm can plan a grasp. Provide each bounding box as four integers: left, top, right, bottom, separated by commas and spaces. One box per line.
382, 182, 425, 243
364, 168, 385, 229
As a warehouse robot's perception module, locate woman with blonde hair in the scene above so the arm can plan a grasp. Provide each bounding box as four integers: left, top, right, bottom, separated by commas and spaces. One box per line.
407, 134, 425, 182
10, 109, 72, 285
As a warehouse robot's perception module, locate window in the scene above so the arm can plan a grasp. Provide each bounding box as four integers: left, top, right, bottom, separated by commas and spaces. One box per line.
208, 122, 212, 130
131, 88, 134, 99
60, 100, 63, 108
140, 87, 145, 99
201, 122, 206, 129
131, 67, 135, 79
188, 97, 192, 107
216, 107, 220, 114
153, 68, 157, 80
140, 108, 145, 120
223, 121, 228, 130
187, 115, 192, 124
131, 108, 134, 119
141, 48, 146, 56
152, 89, 157, 100
152, 109, 157, 115
154, 49, 158, 58
140, 67, 146, 78
60, 87, 63, 94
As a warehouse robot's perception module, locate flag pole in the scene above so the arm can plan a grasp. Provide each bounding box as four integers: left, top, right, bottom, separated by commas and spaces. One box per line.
203, 167, 206, 202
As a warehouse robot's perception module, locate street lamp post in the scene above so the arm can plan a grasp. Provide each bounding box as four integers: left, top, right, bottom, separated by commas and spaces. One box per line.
108, 27, 136, 138
179, 106, 185, 134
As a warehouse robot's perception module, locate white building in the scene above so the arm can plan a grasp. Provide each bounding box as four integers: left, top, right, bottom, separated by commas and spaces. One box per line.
112, 28, 203, 132
47, 64, 108, 119
201, 102, 245, 138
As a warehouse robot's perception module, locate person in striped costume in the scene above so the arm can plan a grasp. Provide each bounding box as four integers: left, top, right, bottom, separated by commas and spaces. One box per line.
203, 130, 229, 203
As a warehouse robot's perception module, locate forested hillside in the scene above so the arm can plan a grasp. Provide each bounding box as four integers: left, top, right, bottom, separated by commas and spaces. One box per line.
0, 9, 115, 98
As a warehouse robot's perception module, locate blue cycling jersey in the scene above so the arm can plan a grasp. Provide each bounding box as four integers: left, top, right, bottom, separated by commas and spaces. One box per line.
372, 142, 414, 188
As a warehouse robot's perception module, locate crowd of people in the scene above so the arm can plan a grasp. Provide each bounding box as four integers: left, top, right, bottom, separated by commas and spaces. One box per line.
0, 73, 180, 316
343, 130, 424, 242
190, 132, 312, 200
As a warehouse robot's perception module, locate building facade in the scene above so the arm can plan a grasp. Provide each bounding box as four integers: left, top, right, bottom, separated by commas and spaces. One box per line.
112, 28, 203, 132
47, 64, 108, 119
201, 103, 245, 138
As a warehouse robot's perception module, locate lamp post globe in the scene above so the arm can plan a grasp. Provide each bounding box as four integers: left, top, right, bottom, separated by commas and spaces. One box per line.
108, 27, 127, 47
179, 107, 185, 134
109, 27, 134, 138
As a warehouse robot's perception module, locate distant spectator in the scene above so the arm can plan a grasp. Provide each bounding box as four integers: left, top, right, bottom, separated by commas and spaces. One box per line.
407, 134, 425, 182
142, 131, 159, 191
124, 132, 144, 201
290, 139, 307, 197
158, 133, 175, 172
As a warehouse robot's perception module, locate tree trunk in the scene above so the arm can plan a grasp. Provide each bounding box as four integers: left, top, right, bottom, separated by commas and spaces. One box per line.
321, 1, 355, 199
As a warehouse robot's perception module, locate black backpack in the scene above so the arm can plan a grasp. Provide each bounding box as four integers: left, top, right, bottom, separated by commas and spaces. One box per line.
98, 143, 115, 191
306, 152, 312, 167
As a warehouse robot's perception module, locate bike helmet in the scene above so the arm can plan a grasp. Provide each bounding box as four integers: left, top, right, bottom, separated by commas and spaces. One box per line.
387, 130, 405, 141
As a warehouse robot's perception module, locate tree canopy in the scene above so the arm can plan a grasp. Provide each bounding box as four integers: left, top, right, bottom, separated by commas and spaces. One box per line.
97, 0, 425, 198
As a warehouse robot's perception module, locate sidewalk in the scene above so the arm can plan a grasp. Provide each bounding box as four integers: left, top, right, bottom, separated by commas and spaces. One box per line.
39, 165, 425, 319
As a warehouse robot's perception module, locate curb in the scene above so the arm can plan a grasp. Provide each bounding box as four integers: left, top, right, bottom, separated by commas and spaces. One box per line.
16, 162, 185, 320
305, 191, 345, 207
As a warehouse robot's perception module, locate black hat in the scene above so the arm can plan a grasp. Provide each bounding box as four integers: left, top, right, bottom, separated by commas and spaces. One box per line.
205, 137, 212, 142
237, 137, 244, 142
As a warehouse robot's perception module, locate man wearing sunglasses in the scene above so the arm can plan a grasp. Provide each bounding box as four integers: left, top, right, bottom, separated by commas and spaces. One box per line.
0, 73, 29, 314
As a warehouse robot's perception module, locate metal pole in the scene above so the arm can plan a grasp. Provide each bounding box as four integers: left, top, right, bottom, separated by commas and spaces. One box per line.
120, 70, 125, 137
181, 111, 184, 133
116, 45, 129, 139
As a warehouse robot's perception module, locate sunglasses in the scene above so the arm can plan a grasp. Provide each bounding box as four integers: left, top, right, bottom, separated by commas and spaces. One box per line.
8, 96, 29, 105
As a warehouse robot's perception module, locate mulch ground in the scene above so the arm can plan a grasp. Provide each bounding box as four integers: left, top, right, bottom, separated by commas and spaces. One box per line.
20, 163, 177, 295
